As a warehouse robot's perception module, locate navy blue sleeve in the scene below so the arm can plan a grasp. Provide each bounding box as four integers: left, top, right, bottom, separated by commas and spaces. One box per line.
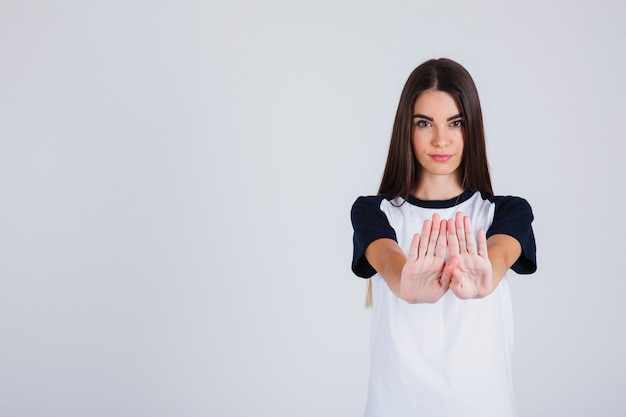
486, 196, 537, 274
350, 196, 397, 278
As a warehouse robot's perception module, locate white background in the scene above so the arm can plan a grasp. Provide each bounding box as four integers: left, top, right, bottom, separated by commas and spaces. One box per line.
1, 1, 624, 416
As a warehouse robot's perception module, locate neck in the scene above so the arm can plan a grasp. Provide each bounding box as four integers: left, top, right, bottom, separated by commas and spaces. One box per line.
413, 177, 464, 201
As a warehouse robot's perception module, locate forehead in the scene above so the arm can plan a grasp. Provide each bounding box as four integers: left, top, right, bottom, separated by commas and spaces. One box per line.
413, 90, 460, 115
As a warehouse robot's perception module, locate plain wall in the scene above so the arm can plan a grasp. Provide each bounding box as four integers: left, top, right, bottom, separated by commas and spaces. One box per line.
1, 0, 624, 416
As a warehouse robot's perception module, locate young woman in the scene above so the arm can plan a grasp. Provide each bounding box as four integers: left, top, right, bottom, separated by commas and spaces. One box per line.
350, 58, 537, 417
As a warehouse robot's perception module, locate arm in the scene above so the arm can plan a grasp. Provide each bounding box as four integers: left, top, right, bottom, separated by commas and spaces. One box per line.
486, 233, 522, 289
365, 214, 450, 303
364, 238, 406, 298
443, 212, 522, 299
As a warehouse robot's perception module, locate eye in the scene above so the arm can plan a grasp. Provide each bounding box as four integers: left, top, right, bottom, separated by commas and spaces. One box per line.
450, 120, 464, 127
415, 120, 431, 127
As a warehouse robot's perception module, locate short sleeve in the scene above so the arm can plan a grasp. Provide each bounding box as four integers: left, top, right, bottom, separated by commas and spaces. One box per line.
486, 196, 537, 274
350, 196, 397, 278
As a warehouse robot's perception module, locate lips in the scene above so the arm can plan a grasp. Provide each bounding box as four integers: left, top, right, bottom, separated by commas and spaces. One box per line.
431, 154, 453, 162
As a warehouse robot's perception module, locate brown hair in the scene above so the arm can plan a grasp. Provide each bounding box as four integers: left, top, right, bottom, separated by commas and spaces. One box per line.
378, 58, 493, 198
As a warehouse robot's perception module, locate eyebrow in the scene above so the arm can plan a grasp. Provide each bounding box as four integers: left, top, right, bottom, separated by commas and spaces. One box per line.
412, 113, 464, 121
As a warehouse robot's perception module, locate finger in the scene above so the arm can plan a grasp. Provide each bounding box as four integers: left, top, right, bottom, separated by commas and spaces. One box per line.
477, 229, 488, 258
434, 219, 447, 258
455, 212, 467, 252
426, 213, 441, 256
417, 219, 431, 259
447, 218, 460, 255
408, 233, 420, 262
464, 216, 477, 255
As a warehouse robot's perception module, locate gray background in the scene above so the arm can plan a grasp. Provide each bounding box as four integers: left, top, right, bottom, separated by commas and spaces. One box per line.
1, 1, 624, 416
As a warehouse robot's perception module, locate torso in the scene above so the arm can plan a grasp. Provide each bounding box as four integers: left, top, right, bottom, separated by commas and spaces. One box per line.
358, 191, 524, 417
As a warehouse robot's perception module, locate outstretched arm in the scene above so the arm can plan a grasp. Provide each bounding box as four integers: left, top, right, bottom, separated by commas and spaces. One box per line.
443, 212, 522, 299
365, 213, 450, 303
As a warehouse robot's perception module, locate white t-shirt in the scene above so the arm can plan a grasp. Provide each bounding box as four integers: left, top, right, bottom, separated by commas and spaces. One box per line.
351, 191, 537, 417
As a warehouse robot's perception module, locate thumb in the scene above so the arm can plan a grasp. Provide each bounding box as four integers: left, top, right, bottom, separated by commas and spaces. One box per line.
446, 257, 466, 289
441, 257, 459, 288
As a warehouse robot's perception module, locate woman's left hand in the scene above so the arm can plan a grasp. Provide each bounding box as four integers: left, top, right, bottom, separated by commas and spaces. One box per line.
443, 212, 493, 299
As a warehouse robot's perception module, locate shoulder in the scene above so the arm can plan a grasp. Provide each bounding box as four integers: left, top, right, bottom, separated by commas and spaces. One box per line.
351, 195, 391, 224
351, 195, 397, 217
351, 195, 388, 210
479, 192, 530, 206
479, 193, 534, 219
352, 195, 384, 204
351, 194, 412, 221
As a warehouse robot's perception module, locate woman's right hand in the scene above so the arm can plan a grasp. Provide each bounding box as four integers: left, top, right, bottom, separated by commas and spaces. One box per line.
400, 213, 450, 303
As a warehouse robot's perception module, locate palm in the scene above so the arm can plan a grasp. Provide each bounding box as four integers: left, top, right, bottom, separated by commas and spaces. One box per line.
400, 214, 449, 303
444, 212, 493, 299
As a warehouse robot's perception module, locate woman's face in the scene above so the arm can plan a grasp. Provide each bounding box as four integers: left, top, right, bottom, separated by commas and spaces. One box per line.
412, 89, 464, 183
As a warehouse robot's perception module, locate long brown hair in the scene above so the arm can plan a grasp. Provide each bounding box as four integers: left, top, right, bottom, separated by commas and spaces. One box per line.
378, 58, 493, 198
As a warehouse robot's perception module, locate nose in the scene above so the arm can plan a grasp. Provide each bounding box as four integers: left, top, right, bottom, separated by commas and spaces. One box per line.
432, 126, 449, 148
